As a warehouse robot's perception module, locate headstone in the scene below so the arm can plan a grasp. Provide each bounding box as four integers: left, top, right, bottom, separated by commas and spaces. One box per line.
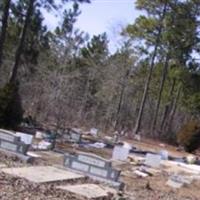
0, 129, 29, 155
2, 166, 84, 183
159, 150, 169, 160
64, 152, 122, 188
112, 145, 129, 161
57, 184, 116, 199
112, 143, 131, 161
0, 129, 20, 142
90, 128, 98, 136
145, 153, 162, 168
16, 132, 33, 145
68, 129, 82, 143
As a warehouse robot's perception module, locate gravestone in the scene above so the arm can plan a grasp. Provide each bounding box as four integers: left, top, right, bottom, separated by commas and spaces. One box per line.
64, 152, 122, 188
90, 128, 98, 136
67, 128, 82, 143
144, 153, 162, 168
0, 129, 30, 155
16, 132, 33, 145
0, 129, 20, 142
112, 143, 131, 161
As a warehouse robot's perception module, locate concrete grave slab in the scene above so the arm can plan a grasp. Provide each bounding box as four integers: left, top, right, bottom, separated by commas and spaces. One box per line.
57, 184, 116, 199
2, 166, 84, 183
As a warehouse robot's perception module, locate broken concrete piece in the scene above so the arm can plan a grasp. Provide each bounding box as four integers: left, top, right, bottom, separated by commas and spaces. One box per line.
38, 141, 52, 150
166, 179, 183, 189
57, 184, 116, 199
134, 170, 148, 177
166, 175, 193, 189
2, 166, 84, 183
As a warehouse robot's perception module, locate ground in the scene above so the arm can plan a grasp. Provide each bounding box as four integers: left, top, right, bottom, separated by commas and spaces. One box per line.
0, 137, 200, 200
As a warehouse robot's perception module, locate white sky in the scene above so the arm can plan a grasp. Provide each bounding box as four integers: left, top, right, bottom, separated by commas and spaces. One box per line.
43, 0, 141, 52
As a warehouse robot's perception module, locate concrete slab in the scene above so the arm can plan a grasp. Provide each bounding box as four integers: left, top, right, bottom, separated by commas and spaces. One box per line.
2, 166, 84, 183
57, 184, 116, 199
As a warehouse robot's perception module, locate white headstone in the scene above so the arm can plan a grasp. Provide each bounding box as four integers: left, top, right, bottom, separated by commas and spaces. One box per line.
159, 150, 169, 160
90, 128, 98, 136
16, 132, 33, 145
145, 153, 162, 168
112, 145, 130, 161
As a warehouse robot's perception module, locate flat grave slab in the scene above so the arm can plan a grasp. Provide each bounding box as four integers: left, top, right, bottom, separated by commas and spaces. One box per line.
2, 166, 84, 183
57, 184, 116, 199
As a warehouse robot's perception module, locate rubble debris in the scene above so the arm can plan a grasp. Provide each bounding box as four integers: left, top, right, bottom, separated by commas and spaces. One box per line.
88, 142, 106, 148
134, 170, 148, 177
166, 175, 193, 189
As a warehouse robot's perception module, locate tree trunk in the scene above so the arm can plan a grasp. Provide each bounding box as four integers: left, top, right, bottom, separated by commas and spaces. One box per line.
134, 1, 168, 134
164, 83, 182, 133
114, 69, 130, 130
0, 0, 11, 69
151, 53, 170, 133
9, 0, 35, 83
160, 78, 176, 131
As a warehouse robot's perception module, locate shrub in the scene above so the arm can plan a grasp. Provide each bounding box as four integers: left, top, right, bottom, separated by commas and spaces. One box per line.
0, 83, 23, 129
177, 121, 200, 153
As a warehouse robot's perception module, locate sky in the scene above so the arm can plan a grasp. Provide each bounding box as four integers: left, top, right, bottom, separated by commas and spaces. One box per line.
43, 0, 141, 52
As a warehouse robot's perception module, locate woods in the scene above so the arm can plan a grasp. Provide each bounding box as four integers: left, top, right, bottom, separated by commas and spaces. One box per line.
0, 0, 200, 144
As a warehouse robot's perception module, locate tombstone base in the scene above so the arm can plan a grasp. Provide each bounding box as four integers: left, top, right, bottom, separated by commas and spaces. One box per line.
0, 148, 33, 163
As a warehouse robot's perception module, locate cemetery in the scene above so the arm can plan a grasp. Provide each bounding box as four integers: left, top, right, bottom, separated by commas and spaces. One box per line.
1, 127, 200, 200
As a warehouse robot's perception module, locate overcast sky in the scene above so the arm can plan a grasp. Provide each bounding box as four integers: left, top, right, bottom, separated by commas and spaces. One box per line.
43, 0, 141, 52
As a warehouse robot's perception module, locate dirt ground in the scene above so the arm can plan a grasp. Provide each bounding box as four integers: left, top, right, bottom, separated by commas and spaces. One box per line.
0, 137, 200, 200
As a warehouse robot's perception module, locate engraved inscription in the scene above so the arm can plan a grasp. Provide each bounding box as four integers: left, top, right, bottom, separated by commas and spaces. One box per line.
72, 161, 89, 172
90, 166, 108, 177
1, 141, 17, 151
78, 155, 105, 167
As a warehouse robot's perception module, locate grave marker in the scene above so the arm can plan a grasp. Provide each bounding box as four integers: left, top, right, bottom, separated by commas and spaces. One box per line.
16, 132, 33, 145
145, 153, 162, 168
64, 152, 122, 188
0, 129, 30, 155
